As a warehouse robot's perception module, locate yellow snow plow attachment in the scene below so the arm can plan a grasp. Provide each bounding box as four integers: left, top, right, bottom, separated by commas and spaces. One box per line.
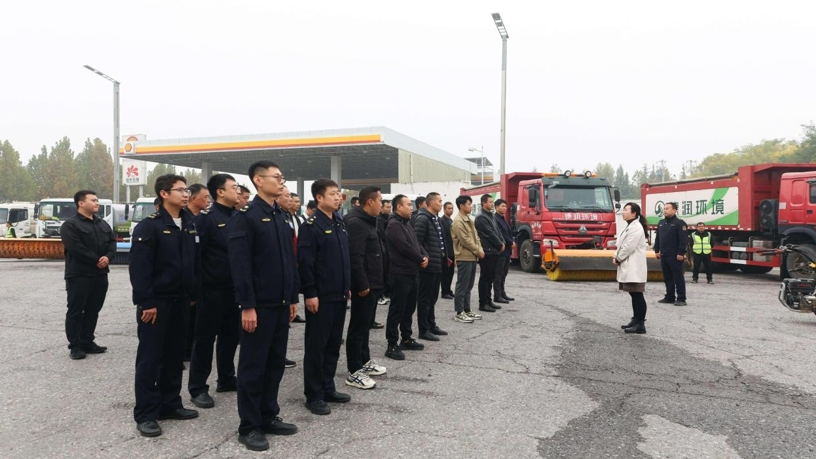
0, 239, 65, 259
540, 248, 664, 282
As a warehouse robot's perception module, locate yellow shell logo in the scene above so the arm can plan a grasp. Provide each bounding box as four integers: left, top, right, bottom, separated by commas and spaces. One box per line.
126, 136, 140, 142
124, 143, 133, 153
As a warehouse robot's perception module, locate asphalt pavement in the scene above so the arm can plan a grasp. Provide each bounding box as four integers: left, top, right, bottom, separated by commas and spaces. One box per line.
0, 259, 814, 459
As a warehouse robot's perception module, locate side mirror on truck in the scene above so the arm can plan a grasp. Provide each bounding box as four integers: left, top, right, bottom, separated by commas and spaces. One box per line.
613, 188, 621, 203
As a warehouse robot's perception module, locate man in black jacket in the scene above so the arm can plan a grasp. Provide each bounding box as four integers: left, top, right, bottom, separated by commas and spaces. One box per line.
492, 199, 515, 303
344, 186, 388, 390
375, 200, 392, 310
384, 195, 428, 360
60, 190, 116, 360
654, 202, 689, 306
474, 194, 505, 312
414, 192, 449, 341
439, 201, 456, 299
298, 178, 352, 416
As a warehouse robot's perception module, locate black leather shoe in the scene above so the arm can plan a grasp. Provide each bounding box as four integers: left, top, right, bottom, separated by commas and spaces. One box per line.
441, 293, 454, 299
418, 332, 440, 341
479, 305, 497, 313
430, 326, 448, 336
305, 400, 332, 415
620, 317, 637, 329
82, 343, 107, 354
493, 297, 509, 304
285, 358, 297, 368
324, 391, 351, 403
191, 392, 214, 409
157, 407, 199, 420
624, 320, 646, 334
488, 301, 502, 309
502, 293, 515, 301
137, 420, 162, 437
385, 345, 405, 360
657, 298, 675, 304
215, 382, 237, 393
261, 416, 298, 435
369, 321, 384, 329
238, 430, 269, 451
70, 348, 86, 360
674, 301, 688, 306
400, 339, 425, 350
293, 314, 306, 323
707, 280, 714, 284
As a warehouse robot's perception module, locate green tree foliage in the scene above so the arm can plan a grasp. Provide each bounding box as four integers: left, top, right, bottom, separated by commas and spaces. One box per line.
42, 137, 79, 198
780, 123, 816, 163
0, 140, 35, 202
549, 164, 561, 173
184, 169, 203, 186
76, 138, 114, 199
693, 138, 798, 177
594, 162, 615, 182
144, 163, 178, 196
613, 164, 635, 199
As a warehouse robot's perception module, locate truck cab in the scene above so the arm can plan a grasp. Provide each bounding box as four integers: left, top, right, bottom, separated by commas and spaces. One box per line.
129, 197, 158, 239
0, 203, 35, 238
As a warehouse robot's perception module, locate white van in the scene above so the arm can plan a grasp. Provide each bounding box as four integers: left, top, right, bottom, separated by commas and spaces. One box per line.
34, 198, 116, 238
0, 203, 35, 238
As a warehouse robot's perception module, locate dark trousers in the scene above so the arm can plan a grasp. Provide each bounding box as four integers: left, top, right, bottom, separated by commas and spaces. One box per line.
303, 300, 347, 403
134, 298, 188, 423
660, 255, 686, 301
692, 253, 713, 281
183, 304, 196, 359
441, 257, 455, 296
386, 274, 418, 346
417, 271, 441, 335
65, 276, 108, 350
493, 255, 511, 298
237, 307, 289, 436
454, 261, 477, 314
478, 254, 499, 305
188, 287, 240, 397
630, 292, 647, 321
347, 291, 379, 374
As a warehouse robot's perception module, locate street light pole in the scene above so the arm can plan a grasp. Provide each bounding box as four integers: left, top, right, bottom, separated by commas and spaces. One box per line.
84, 65, 121, 204
492, 13, 509, 177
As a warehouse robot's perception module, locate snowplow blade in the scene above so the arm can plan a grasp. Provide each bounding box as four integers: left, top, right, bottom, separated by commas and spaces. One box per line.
540, 248, 664, 282
0, 239, 65, 259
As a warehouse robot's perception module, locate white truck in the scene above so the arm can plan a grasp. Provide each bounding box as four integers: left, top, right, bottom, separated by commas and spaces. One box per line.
129, 197, 158, 239
0, 202, 36, 238
34, 198, 128, 239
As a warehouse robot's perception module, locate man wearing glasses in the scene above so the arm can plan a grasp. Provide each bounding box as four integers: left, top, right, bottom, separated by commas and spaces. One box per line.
228, 161, 299, 451
130, 174, 200, 438
188, 174, 241, 409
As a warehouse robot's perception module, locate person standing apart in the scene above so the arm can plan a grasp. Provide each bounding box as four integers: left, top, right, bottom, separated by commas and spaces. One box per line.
130, 174, 200, 438
188, 174, 241, 409
414, 192, 449, 341
439, 201, 456, 300
344, 186, 388, 390
474, 194, 504, 313
229, 162, 299, 451
653, 202, 689, 306
492, 199, 515, 304
614, 203, 650, 334
384, 195, 428, 360
60, 190, 116, 360
690, 222, 714, 284
299, 179, 353, 415
450, 195, 484, 323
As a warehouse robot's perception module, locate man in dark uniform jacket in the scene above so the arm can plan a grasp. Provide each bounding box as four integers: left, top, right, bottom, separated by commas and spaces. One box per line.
229, 161, 299, 451
492, 199, 515, 303
344, 186, 388, 390
375, 199, 392, 310
653, 202, 689, 306
188, 174, 241, 409
60, 190, 116, 360
299, 178, 353, 415
130, 174, 200, 438
474, 194, 505, 312
413, 192, 449, 342
439, 201, 456, 299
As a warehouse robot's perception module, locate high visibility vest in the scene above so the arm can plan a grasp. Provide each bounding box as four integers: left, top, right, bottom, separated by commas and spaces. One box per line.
691, 232, 711, 255
6, 226, 15, 238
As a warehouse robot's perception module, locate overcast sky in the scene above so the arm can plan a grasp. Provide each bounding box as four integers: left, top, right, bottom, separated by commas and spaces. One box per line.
2, 0, 815, 180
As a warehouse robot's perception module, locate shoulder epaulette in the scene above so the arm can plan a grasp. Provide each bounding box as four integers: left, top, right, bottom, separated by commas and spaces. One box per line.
200, 209, 210, 215
147, 213, 159, 219
306, 215, 316, 225
239, 204, 252, 213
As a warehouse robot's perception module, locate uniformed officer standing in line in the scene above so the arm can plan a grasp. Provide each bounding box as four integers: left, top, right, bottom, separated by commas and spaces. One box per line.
287, 191, 307, 324
188, 174, 241, 409
60, 190, 116, 360
236, 185, 251, 210
228, 161, 299, 451
276, 185, 301, 367
130, 174, 200, 438
298, 178, 353, 415
654, 202, 689, 306
439, 201, 456, 300
184, 183, 211, 361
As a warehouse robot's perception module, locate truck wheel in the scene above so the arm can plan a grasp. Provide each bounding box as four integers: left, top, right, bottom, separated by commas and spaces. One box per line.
783, 243, 816, 279
519, 239, 539, 273
738, 265, 773, 274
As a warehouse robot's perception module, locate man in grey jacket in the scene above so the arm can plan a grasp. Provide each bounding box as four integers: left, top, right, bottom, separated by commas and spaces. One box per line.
474, 194, 504, 313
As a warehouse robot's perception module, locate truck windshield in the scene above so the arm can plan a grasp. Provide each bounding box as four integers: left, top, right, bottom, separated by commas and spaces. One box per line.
131, 203, 155, 223
544, 186, 614, 211
38, 202, 77, 221
0, 209, 7, 224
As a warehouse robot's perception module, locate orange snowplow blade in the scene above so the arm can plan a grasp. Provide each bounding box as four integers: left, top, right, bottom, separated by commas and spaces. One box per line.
0, 239, 65, 259
541, 248, 664, 282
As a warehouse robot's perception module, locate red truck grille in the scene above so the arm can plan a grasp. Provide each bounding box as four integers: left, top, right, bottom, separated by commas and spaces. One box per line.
552, 220, 612, 236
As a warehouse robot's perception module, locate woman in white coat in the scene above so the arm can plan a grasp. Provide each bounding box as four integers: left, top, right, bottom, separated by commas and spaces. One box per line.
613, 202, 649, 334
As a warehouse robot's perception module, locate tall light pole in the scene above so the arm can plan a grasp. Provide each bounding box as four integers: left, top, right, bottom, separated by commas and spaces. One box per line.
469, 146, 485, 184
492, 13, 509, 177
84, 65, 121, 203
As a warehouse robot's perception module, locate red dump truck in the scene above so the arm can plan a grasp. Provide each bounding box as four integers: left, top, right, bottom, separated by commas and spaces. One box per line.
641, 163, 816, 278
462, 171, 621, 276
